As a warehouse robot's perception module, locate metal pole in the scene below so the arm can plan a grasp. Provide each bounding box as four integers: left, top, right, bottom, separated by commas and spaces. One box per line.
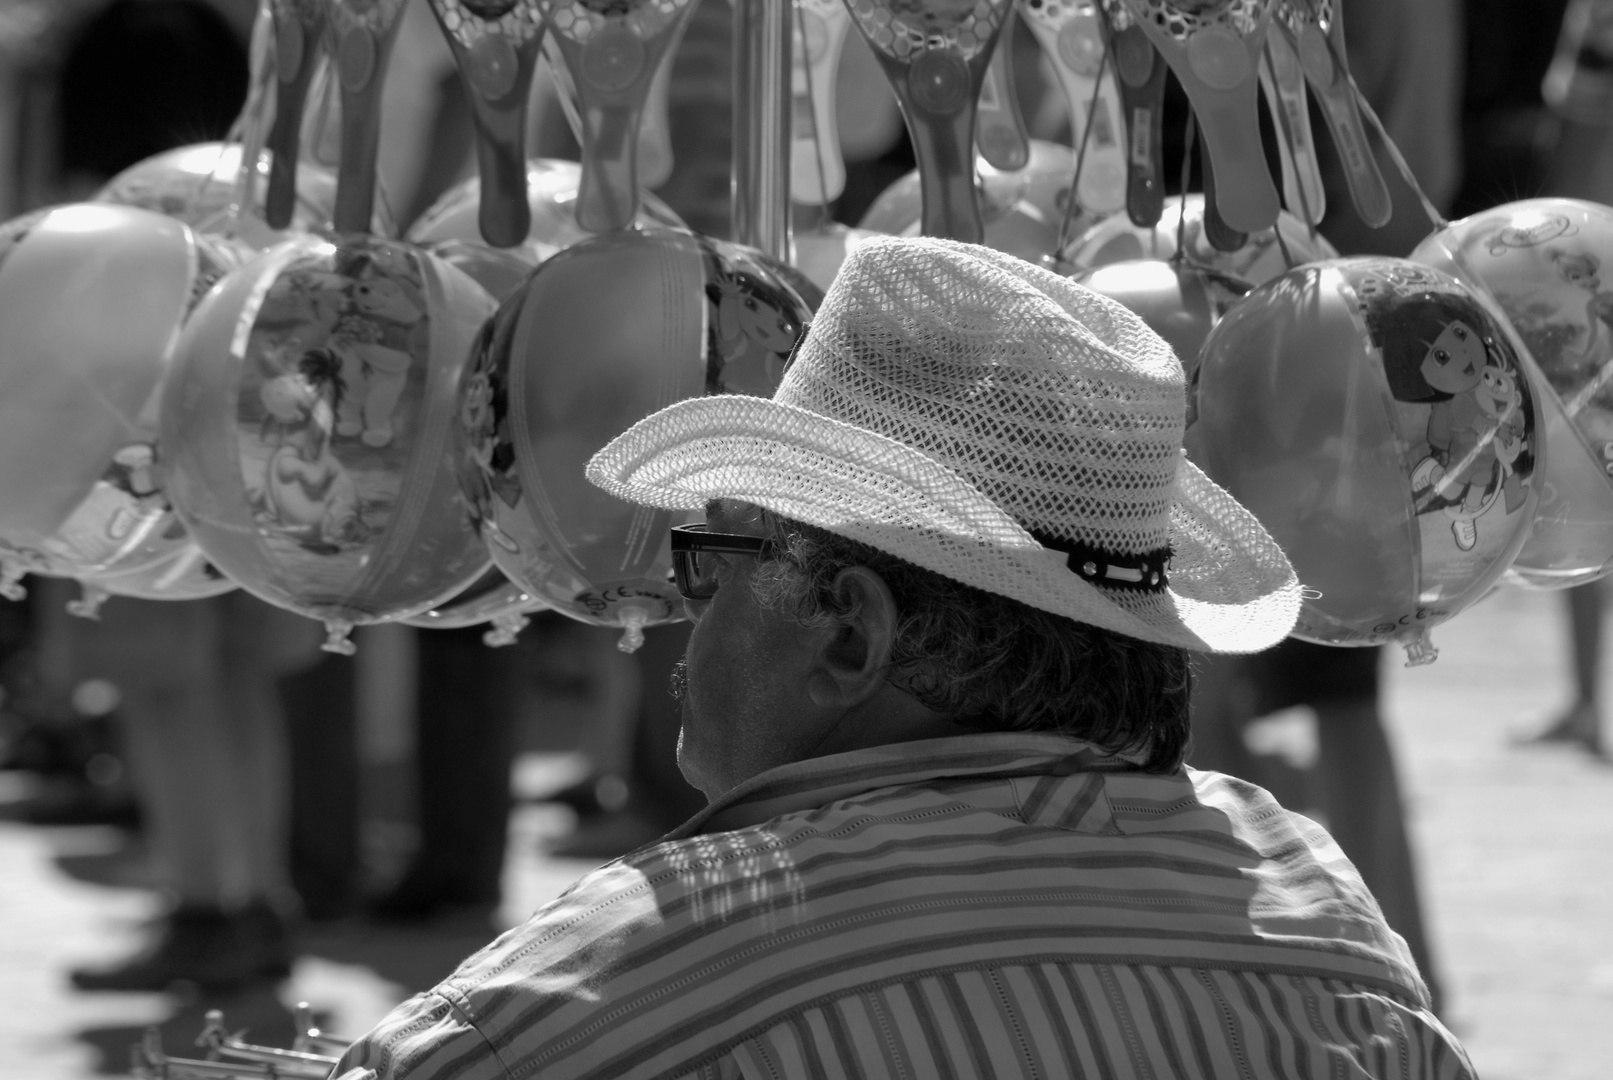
731, 0, 792, 258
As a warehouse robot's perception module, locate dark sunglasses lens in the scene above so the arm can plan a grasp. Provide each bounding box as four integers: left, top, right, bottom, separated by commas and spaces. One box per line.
673, 549, 717, 600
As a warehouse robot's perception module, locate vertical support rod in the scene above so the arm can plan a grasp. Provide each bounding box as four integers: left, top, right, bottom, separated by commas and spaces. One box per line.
731, 0, 792, 258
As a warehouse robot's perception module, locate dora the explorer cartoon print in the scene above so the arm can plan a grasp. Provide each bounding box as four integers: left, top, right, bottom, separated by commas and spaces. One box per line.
1380, 292, 1533, 552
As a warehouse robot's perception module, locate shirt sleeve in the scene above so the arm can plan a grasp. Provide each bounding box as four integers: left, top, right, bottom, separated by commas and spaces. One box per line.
332, 989, 511, 1080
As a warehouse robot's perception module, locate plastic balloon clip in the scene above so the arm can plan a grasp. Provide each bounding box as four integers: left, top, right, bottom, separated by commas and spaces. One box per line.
534, 0, 701, 234
266, 0, 329, 230
426, 0, 548, 249
324, 0, 413, 234
976, 11, 1032, 172
1258, 7, 1326, 225
1120, 0, 1281, 234
1020, 0, 1128, 216
846, 0, 1016, 243
1096, 0, 1167, 228
1272, 0, 1390, 227
790, 0, 853, 206
321, 617, 358, 655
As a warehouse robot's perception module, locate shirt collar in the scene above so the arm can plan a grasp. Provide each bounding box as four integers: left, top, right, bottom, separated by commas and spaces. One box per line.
668, 732, 1150, 839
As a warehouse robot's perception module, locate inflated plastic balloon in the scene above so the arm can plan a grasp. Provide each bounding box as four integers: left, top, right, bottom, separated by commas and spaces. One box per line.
425, 239, 537, 302
68, 543, 237, 620
458, 226, 820, 649
0, 204, 245, 598
791, 222, 880, 293
94, 141, 389, 249
1061, 194, 1337, 285
1412, 198, 1613, 588
405, 158, 685, 267
402, 564, 547, 646
1193, 257, 1544, 664
859, 141, 1093, 263
1075, 258, 1249, 418
160, 234, 496, 653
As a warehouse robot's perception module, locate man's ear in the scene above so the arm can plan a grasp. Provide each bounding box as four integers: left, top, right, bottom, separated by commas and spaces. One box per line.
805, 566, 898, 709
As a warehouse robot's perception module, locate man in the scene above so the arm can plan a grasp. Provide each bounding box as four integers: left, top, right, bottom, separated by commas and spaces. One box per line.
333, 238, 1472, 1078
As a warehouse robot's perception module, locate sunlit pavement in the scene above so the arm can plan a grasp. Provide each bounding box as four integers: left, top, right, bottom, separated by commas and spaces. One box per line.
1, 586, 1610, 1079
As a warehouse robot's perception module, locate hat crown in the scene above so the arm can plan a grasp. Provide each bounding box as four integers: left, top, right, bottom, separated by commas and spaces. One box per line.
776, 237, 1186, 557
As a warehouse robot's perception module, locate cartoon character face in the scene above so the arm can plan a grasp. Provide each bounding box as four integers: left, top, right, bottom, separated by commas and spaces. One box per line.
261, 373, 315, 422
460, 373, 494, 435
1555, 252, 1601, 292
1476, 363, 1522, 419
734, 289, 801, 353
1420, 320, 1486, 395
351, 277, 422, 323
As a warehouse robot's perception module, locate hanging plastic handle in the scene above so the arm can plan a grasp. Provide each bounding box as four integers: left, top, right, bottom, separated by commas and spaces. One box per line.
266, 0, 328, 229
1098, 1, 1167, 227
1122, 0, 1281, 234
426, 0, 547, 248
976, 13, 1031, 171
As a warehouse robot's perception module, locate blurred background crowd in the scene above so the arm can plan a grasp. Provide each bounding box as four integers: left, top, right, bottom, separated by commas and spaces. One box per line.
0, 0, 1608, 1075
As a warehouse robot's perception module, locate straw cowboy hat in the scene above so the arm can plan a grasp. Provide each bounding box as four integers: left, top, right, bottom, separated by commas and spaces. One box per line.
587, 236, 1299, 652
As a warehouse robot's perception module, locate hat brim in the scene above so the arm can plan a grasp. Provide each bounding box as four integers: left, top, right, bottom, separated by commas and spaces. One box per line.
587, 394, 1300, 652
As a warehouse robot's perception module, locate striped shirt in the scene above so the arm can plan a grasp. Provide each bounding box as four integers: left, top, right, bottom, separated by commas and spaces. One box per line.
334, 734, 1473, 1079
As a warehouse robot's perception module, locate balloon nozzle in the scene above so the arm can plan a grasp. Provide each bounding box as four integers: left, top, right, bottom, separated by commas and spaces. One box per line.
616, 606, 651, 653
1401, 629, 1438, 667
0, 560, 28, 602
483, 611, 531, 648
66, 585, 110, 620
321, 619, 357, 655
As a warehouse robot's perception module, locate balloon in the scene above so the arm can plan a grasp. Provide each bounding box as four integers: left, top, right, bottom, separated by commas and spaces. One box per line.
790, 223, 881, 293
426, 240, 536, 303
1074, 259, 1249, 415
159, 234, 496, 653
402, 565, 547, 646
406, 158, 685, 268
458, 226, 820, 650
0, 204, 244, 598
1411, 198, 1613, 589
1060, 194, 1338, 286
93, 141, 391, 249
67, 543, 237, 620
858, 141, 1094, 264
1192, 257, 1544, 664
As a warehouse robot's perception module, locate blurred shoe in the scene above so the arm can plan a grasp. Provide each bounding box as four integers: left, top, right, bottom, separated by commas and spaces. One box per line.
365, 871, 498, 927
1514, 701, 1605, 756
545, 808, 669, 860
69, 903, 292, 992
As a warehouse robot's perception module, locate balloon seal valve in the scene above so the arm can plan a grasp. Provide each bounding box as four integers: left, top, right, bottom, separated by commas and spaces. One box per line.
616, 605, 652, 654
321, 619, 358, 655
66, 585, 110, 620
483, 611, 531, 648
0, 560, 27, 602
1401, 629, 1438, 667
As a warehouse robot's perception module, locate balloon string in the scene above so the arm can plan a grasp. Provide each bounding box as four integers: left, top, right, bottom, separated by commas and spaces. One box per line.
1174, 110, 1195, 263
1056, 44, 1111, 256
230, 0, 277, 230
1302, 12, 1446, 232
794, 0, 833, 231
1260, 39, 1310, 270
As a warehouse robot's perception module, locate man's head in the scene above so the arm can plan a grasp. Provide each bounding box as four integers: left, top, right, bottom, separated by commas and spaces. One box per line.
590, 237, 1299, 798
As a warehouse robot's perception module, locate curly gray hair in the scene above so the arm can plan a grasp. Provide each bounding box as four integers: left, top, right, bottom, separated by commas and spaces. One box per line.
750, 510, 1194, 772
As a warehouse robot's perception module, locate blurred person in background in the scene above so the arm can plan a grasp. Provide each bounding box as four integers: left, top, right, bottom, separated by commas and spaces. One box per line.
1514, 0, 1613, 760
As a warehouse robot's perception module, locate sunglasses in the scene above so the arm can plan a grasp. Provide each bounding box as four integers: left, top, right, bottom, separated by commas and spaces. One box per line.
668, 523, 777, 601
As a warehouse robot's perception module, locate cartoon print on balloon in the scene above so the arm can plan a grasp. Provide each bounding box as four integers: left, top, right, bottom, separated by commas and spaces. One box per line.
699, 248, 812, 396
1376, 289, 1535, 555
236, 244, 432, 570
252, 349, 369, 553
455, 317, 523, 554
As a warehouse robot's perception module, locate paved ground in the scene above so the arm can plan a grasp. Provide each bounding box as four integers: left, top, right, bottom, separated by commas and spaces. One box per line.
0, 586, 1610, 1079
